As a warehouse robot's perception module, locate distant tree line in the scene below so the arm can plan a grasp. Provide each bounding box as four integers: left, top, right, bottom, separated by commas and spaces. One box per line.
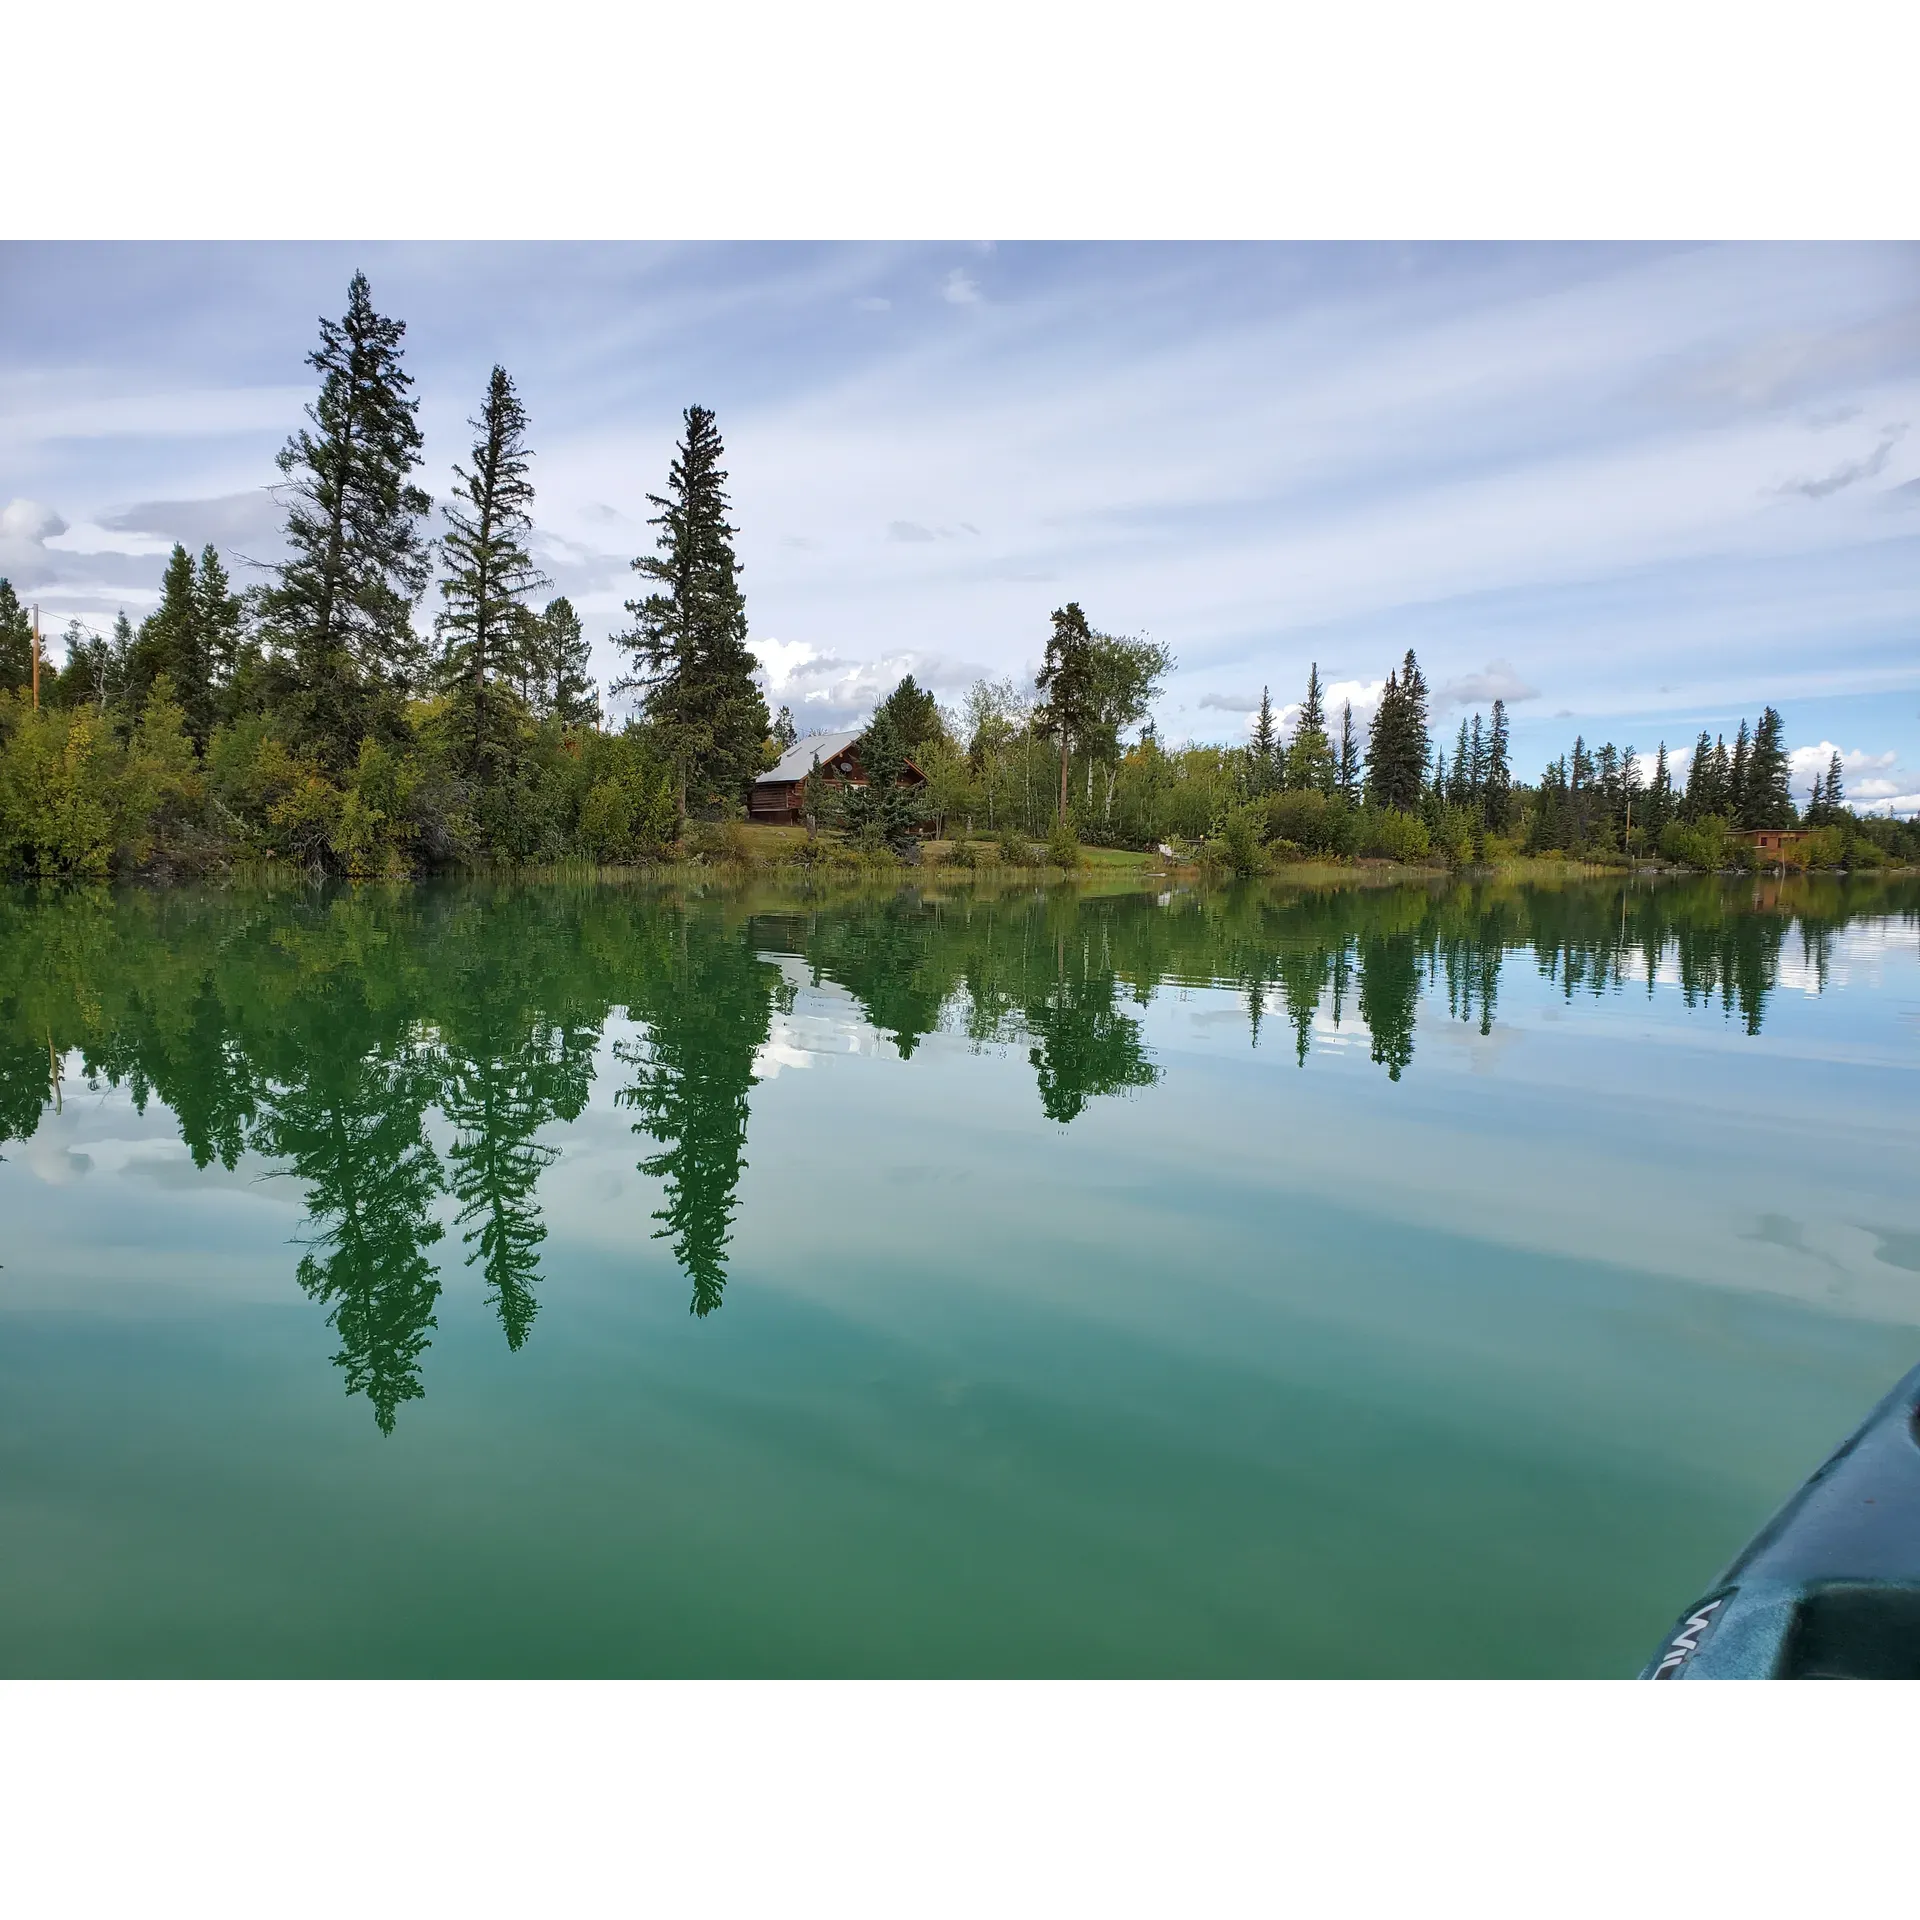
2, 270, 1914, 877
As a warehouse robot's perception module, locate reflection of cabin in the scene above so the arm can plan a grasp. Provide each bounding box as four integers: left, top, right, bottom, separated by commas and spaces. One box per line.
750, 728, 929, 825
1741, 828, 1807, 856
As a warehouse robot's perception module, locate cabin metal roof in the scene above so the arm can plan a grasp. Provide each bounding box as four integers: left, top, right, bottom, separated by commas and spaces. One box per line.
758, 730, 862, 785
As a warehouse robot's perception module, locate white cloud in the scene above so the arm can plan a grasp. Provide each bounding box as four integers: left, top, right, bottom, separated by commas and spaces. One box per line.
940, 269, 981, 306
1787, 740, 1898, 778
0, 497, 68, 585
1434, 659, 1540, 710
748, 637, 821, 692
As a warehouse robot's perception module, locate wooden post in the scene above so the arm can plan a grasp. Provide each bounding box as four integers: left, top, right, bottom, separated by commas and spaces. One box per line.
31, 603, 41, 709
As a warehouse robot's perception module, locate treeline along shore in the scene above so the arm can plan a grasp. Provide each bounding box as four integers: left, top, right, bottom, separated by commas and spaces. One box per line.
3, 272, 1914, 883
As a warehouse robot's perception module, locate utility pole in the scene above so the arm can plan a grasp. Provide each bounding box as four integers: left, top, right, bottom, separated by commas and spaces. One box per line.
31, 603, 41, 709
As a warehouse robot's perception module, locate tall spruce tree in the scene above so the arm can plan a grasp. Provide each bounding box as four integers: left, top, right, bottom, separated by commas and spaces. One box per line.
1364, 650, 1430, 812
256, 271, 431, 771
1336, 700, 1361, 805
1249, 687, 1278, 793
1284, 663, 1333, 793
1645, 741, 1674, 835
1728, 718, 1751, 826
1447, 717, 1472, 807
1743, 705, 1794, 827
614, 405, 768, 816
195, 545, 245, 718
1484, 699, 1512, 830
436, 365, 549, 780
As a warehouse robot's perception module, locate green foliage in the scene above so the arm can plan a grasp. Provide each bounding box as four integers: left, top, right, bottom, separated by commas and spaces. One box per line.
1659, 815, 1734, 870
1262, 787, 1348, 856
1353, 805, 1432, 864
1213, 805, 1268, 876
255, 271, 432, 772
0, 581, 34, 695
833, 707, 927, 853
874, 673, 940, 753
436, 365, 548, 787
1047, 815, 1084, 870
1365, 650, 1430, 812
614, 404, 770, 815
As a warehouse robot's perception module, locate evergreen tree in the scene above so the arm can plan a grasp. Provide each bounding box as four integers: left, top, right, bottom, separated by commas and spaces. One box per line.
1447, 717, 1471, 808
771, 704, 798, 751
1283, 663, 1333, 793
126, 544, 219, 746
0, 580, 32, 694
436, 365, 549, 780
255, 271, 431, 772
1728, 718, 1751, 825
874, 672, 941, 754
1249, 687, 1278, 793
1682, 730, 1714, 821
1336, 700, 1361, 805
834, 706, 927, 852
1364, 649, 1429, 812
614, 404, 768, 816
1645, 741, 1674, 835
1821, 749, 1846, 820
1034, 601, 1099, 823
1483, 699, 1512, 830
195, 545, 245, 715
1743, 705, 1794, 827
531, 596, 599, 726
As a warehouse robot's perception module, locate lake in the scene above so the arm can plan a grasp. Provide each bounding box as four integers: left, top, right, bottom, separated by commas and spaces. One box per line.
2, 873, 1917, 1676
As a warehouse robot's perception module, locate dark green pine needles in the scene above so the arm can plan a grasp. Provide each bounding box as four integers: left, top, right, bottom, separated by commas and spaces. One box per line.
435, 364, 550, 782
256, 271, 432, 772
614, 404, 770, 817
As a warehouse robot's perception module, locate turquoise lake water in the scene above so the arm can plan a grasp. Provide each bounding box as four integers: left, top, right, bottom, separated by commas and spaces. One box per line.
2, 875, 1917, 1675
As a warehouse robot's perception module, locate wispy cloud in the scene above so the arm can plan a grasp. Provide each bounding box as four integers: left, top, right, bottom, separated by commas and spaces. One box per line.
1779, 425, 1907, 500
941, 268, 981, 306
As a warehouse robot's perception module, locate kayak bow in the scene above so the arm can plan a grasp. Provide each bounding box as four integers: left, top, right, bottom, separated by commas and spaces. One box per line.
1641, 1361, 1920, 1679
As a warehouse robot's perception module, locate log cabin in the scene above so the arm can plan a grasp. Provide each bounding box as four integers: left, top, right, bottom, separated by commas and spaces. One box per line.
749, 729, 930, 826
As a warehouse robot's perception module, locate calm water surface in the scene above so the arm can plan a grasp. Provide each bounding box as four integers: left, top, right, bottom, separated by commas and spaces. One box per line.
3, 875, 1917, 1675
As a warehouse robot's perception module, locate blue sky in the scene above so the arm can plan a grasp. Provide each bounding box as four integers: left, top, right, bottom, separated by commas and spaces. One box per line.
3, 241, 1917, 809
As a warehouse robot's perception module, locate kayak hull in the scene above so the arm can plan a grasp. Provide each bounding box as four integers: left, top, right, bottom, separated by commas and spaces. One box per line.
1641, 1362, 1920, 1679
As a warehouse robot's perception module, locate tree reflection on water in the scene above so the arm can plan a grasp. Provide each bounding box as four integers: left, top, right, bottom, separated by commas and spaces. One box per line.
1, 872, 1909, 1427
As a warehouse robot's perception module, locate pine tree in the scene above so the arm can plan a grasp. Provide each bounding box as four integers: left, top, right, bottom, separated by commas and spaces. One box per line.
530, 596, 599, 726
436, 365, 549, 781
1682, 730, 1714, 821
1447, 717, 1471, 808
1034, 601, 1099, 823
1364, 649, 1430, 813
874, 673, 941, 753
1645, 741, 1674, 835
614, 404, 769, 816
126, 542, 242, 747
771, 705, 798, 751
1249, 687, 1278, 793
0, 579, 36, 694
256, 271, 431, 772
195, 545, 245, 712
1284, 663, 1333, 793
834, 705, 926, 851
1743, 705, 1794, 827
1484, 699, 1512, 830
1336, 700, 1361, 805
1728, 718, 1751, 826
1822, 750, 1846, 819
